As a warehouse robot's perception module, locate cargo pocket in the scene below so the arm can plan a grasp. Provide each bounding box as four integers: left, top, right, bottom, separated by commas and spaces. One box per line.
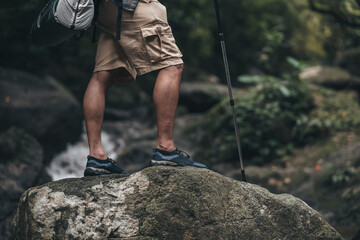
140, 23, 182, 64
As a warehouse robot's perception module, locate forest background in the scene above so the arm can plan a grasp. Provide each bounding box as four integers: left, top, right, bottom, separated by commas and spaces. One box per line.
2, 0, 360, 85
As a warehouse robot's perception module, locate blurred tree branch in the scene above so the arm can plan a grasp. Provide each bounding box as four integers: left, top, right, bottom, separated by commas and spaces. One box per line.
308, 0, 360, 27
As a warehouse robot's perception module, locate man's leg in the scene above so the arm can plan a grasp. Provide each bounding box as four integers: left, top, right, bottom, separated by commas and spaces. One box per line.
83, 68, 132, 160
151, 64, 207, 168
153, 64, 184, 152
83, 71, 115, 160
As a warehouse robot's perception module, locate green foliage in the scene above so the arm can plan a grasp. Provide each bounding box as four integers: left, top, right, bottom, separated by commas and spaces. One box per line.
326, 164, 358, 185
309, 0, 360, 27
162, 0, 215, 68
294, 90, 360, 143
1, 0, 360, 86
191, 61, 360, 166
166, 0, 360, 76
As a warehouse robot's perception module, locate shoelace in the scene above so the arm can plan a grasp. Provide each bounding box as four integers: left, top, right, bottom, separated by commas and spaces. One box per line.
108, 158, 116, 165
176, 149, 190, 158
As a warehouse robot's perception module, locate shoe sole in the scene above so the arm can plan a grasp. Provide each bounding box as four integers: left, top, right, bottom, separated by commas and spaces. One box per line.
84, 167, 111, 176
150, 159, 183, 167
150, 159, 208, 169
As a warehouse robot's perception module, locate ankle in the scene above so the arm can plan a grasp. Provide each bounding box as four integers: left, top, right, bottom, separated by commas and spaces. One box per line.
156, 143, 176, 152
89, 152, 107, 160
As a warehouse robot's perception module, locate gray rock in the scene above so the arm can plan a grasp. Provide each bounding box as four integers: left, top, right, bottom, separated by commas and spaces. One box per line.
102, 120, 156, 174
179, 82, 241, 113
12, 167, 342, 239
116, 140, 154, 173
104, 107, 132, 121
336, 47, 360, 77
102, 120, 155, 173
353, 228, 360, 240
0, 127, 50, 240
105, 82, 151, 119
102, 121, 157, 144
299, 66, 360, 90
0, 68, 82, 160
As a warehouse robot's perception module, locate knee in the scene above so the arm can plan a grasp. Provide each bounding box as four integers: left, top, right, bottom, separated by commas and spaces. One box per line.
174, 64, 184, 75
92, 71, 107, 84
165, 64, 184, 78
91, 71, 114, 91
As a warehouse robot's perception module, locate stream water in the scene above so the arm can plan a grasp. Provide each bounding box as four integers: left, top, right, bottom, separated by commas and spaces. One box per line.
46, 122, 125, 180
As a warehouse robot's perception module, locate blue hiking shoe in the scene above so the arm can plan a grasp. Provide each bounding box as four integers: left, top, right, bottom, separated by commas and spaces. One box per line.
151, 148, 207, 168
84, 155, 128, 176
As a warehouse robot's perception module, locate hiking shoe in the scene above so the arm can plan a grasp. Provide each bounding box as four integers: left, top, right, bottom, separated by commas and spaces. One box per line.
151, 148, 207, 168
84, 155, 128, 176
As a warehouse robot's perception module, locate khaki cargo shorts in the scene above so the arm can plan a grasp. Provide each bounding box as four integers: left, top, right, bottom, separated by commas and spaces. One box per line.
94, 0, 184, 81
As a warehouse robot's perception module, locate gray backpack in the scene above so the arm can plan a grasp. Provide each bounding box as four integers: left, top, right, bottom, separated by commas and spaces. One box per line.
30, 0, 97, 47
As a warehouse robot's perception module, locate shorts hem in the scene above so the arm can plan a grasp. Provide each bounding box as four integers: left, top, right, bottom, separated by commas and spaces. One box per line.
137, 58, 184, 76
94, 63, 137, 80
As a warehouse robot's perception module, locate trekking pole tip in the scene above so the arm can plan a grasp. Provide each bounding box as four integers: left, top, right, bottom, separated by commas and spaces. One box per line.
241, 169, 247, 182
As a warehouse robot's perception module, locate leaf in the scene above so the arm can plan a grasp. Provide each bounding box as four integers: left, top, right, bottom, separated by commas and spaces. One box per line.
238, 75, 263, 84
286, 56, 301, 69
279, 85, 291, 97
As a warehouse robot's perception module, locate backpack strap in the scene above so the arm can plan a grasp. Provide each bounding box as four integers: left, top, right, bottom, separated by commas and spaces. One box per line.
92, 0, 102, 43
114, 0, 123, 40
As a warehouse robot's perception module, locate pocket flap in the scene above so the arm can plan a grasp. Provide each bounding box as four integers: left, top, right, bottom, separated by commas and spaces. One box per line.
141, 26, 160, 38
141, 24, 171, 38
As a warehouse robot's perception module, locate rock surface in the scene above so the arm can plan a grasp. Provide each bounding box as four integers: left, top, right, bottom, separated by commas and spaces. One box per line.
0, 127, 50, 239
12, 167, 342, 239
0, 68, 83, 160
179, 82, 242, 113
103, 120, 156, 174
105, 82, 151, 120
336, 47, 360, 77
299, 66, 360, 90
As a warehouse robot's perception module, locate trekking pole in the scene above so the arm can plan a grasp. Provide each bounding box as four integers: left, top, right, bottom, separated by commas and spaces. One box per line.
213, 0, 246, 182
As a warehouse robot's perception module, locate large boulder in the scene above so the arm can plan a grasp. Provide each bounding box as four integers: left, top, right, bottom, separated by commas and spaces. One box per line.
12, 167, 342, 239
336, 47, 360, 77
0, 127, 50, 239
179, 82, 242, 113
105, 82, 151, 120
0, 68, 83, 160
299, 66, 360, 90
